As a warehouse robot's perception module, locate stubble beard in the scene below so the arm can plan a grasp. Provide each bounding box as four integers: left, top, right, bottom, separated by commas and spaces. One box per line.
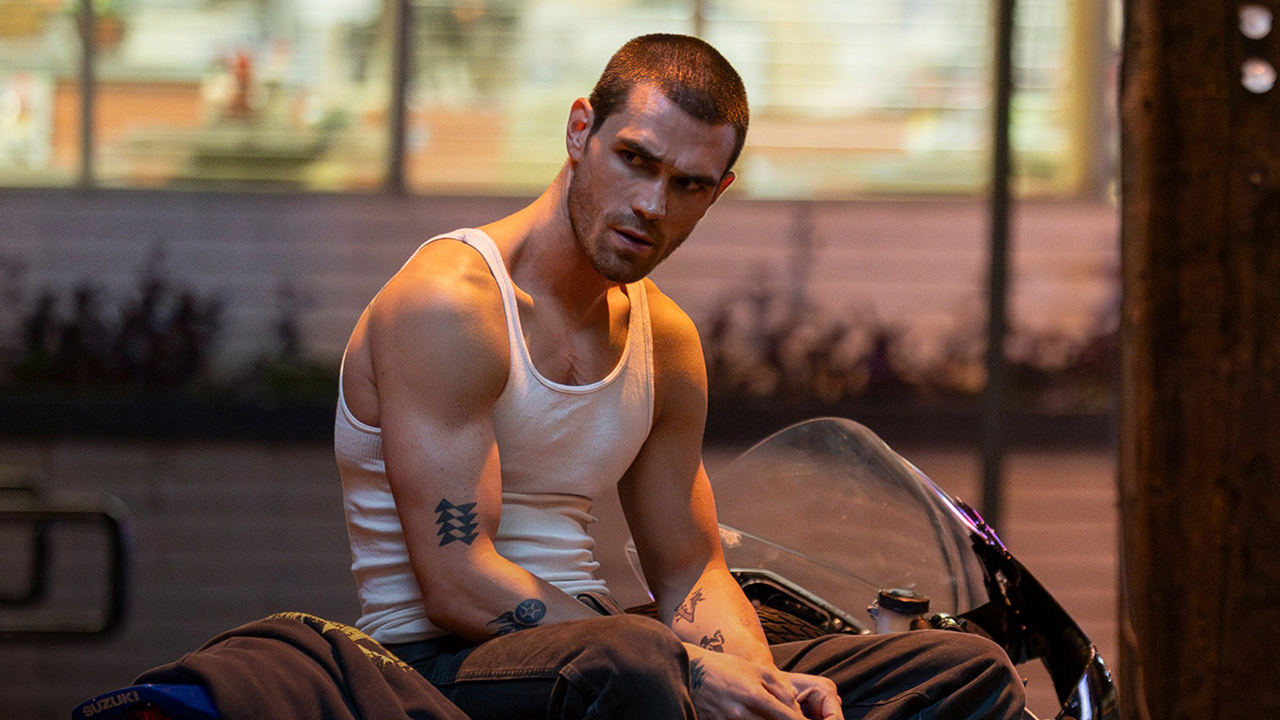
567, 166, 685, 285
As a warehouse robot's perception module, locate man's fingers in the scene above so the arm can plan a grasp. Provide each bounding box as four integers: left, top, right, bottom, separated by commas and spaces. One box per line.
755, 671, 806, 720
685, 649, 825, 720
747, 688, 808, 720
788, 674, 843, 720
760, 671, 800, 706
797, 687, 843, 720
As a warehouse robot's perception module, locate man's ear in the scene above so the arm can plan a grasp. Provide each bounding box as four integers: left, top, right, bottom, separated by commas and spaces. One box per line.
566, 98, 594, 163
711, 171, 736, 203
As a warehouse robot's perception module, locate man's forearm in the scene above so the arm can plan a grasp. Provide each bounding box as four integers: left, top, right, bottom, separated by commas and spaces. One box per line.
662, 565, 774, 666
416, 544, 601, 640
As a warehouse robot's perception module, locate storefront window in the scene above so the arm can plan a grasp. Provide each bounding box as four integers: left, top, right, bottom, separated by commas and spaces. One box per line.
0, 0, 82, 186
0, 0, 1101, 196
705, 0, 994, 196
90, 0, 391, 190
708, 0, 1088, 197
404, 0, 1090, 198
404, 0, 693, 194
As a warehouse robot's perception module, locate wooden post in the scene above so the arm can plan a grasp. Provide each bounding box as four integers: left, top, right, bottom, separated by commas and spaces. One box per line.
1120, 0, 1280, 717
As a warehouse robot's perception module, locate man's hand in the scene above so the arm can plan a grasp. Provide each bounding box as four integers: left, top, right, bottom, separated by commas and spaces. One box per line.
686, 646, 844, 720
789, 673, 843, 720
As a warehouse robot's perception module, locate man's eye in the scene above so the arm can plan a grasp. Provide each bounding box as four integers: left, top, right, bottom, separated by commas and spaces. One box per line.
620, 150, 644, 166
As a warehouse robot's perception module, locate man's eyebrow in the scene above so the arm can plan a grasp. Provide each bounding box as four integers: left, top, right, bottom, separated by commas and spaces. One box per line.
617, 137, 661, 165
617, 137, 720, 188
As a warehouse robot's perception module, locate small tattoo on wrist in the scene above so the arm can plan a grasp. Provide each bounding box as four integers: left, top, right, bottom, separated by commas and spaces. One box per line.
699, 629, 725, 652
674, 588, 704, 624
435, 499, 479, 546
488, 598, 547, 635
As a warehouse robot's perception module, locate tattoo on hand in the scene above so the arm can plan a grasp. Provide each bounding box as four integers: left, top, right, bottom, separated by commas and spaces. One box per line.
699, 629, 725, 652
435, 499, 479, 546
689, 658, 706, 693
488, 598, 547, 635
674, 588, 704, 624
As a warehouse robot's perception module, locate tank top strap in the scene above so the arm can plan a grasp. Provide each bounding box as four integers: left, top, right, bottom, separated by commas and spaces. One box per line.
624, 279, 655, 426
422, 228, 526, 367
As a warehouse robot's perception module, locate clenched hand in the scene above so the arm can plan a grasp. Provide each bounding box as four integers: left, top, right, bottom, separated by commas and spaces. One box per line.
685, 645, 844, 720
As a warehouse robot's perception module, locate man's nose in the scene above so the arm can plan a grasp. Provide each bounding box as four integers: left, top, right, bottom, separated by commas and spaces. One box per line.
633, 180, 667, 221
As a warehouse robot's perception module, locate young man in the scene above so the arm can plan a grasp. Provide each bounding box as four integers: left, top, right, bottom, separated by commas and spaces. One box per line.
336, 34, 1026, 720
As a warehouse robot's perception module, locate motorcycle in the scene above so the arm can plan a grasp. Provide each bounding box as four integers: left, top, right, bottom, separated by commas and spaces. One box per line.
75, 417, 1118, 720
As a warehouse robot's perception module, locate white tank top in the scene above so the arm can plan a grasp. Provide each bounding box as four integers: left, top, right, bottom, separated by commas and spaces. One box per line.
335, 228, 655, 643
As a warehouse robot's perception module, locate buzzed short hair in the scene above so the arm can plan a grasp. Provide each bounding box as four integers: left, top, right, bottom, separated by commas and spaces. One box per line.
588, 34, 750, 175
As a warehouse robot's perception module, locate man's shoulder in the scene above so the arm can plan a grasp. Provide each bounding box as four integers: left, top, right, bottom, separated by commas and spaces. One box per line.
366, 236, 506, 352
637, 279, 705, 383
380, 237, 499, 310
639, 278, 698, 343
402, 233, 493, 278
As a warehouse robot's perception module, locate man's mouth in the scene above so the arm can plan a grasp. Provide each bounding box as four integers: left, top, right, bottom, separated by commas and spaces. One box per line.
614, 228, 655, 248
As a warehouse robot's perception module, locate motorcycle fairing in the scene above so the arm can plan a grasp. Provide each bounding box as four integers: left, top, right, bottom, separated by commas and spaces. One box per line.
707, 418, 1120, 720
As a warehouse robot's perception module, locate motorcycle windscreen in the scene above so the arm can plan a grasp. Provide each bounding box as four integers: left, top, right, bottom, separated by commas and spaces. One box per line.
710, 417, 988, 620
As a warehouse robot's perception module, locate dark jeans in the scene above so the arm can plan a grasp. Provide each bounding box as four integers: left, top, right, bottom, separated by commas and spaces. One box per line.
387, 615, 1026, 720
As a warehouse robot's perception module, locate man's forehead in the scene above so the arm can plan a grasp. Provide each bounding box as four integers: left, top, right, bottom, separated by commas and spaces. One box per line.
603, 84, 737, 176
615, 84, 721, 131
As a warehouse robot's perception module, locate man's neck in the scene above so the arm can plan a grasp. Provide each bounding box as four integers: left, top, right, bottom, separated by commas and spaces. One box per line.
482, 166, 619, 320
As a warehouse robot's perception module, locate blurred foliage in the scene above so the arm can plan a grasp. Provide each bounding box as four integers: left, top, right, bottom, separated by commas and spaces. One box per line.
0, 247, 337, 406
702, 281, 1117, 413
244, 280, 339, 406
0, 248, 224, 397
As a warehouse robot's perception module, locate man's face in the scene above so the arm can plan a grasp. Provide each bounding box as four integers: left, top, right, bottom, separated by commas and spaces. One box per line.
566, 84, 737, 284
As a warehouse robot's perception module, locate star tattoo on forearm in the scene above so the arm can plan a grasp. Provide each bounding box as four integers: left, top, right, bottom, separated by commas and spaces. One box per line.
488, 598, 547, 636
674, 588, 704, 624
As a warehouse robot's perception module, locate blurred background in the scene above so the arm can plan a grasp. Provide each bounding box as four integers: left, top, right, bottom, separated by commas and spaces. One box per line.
1, 0, 1119, 716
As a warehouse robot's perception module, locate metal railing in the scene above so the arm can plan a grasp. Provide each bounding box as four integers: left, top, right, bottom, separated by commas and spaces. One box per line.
0, 470, 130, 640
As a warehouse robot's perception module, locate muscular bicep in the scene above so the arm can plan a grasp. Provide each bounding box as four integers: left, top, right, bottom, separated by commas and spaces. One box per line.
367, 247, 511, 592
